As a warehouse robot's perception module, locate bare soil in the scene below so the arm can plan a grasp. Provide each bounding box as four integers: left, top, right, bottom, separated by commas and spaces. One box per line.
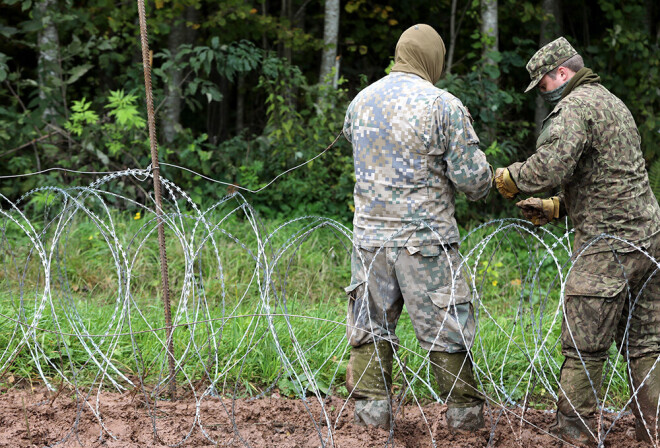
0, 386, 648, 447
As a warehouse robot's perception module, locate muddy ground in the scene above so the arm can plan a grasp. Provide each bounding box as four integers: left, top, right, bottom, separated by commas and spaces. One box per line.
0, 386, 649, 447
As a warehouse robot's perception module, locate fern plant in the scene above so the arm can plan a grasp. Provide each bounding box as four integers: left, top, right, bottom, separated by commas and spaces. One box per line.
648, 158, 660, 202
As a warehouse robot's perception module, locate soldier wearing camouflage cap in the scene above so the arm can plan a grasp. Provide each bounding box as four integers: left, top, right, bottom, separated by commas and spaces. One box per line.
343, 24, 493, 432
494, 36, 660, 446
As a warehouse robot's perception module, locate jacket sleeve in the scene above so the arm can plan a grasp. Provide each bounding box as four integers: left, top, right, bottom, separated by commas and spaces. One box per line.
556, 191, 567, 218
508, 101, 588, 194
442, 101, 493, 201
343, 101, 354, 143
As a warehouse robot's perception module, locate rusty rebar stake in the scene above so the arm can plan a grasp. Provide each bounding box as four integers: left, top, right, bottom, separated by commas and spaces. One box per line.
137, 0, 176, 399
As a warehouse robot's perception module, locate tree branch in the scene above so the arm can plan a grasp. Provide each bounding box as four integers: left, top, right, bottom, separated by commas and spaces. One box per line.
0, 132, 59, 159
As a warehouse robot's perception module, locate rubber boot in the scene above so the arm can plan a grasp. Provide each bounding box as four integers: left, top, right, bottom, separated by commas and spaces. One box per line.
550, 357, 603, 447
347, 341, 394, 429
629, 355, 660, 444
429, 351, 484, 432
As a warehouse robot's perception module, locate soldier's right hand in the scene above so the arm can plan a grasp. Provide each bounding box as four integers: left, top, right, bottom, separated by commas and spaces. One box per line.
494, 168, 519, 199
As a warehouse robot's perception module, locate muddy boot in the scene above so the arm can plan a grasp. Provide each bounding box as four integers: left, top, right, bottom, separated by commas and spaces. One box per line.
550, 357, 603, 447
629, 355, 660, 444
347, 341, 394, 429
551, 410, 599, 447
430, 351, 484, 432
354, 399, 391, 429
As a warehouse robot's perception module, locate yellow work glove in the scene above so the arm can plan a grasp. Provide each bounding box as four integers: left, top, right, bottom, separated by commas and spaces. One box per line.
516, 197, 560, 226
494, 168, 519, 199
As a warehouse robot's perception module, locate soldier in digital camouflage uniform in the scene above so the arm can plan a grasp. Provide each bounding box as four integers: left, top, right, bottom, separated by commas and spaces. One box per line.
343, 24, 493, 432
494, 36, 660, 446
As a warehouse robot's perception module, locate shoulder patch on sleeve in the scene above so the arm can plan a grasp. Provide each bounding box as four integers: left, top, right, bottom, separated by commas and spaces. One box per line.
541, 104, 563, 126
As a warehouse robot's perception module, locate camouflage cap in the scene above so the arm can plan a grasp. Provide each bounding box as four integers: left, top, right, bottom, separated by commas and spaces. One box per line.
524, 37, 578, 93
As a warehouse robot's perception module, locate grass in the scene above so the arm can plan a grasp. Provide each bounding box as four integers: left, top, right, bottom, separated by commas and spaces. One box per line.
0, 208, 634, 411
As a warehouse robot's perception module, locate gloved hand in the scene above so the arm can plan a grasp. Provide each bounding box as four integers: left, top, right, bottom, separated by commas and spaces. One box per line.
494, 168, 519, 199
516, 196, 560, 226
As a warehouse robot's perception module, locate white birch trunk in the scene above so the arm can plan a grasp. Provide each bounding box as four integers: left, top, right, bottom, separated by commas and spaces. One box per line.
36, 0, 60, 124
319, 0, 340, 85
481, 0, 498, 66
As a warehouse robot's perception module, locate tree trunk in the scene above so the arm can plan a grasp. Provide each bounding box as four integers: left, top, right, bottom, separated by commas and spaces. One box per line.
446, 0, 470, 75
277, 0, 296, 112
480, 0, 498, 141
162, 7, 198, 145
535, 0, 563, 137
218, 76, 229, 141
36, 0, 61, 125
236, 74, 245, 133
279, 0, 293, 64
447, 0, 458, 74
162, 20, 186, 145
643, 0, 657, 42
319, 0, 340, 84
540, 0, 563, 45
261, 0, 269, 50
481, 0, 498, 67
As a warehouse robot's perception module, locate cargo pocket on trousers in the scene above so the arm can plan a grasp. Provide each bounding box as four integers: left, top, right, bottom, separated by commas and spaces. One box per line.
427, 280, 474, 349
563, 270, 628, 353
565, 270, 628, 299
428, 280, 471, 308
345, 281, 367, 345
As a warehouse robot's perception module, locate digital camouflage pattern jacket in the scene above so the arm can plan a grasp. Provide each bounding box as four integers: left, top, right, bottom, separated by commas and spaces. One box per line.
508, 81, 660, 254
343, 71, 492, 248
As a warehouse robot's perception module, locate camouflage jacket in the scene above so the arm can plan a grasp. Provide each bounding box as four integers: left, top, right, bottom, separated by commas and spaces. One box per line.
343, 72, 493, 248
508, 82, 660, 254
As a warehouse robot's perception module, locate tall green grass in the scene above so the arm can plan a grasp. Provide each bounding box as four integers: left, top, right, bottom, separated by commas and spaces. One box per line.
0, 212, 632, 410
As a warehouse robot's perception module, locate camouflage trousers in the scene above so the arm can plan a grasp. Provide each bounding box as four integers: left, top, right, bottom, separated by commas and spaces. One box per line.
345, 244, 476, 352
556, 234, 660, 435
562, 234, 660, 361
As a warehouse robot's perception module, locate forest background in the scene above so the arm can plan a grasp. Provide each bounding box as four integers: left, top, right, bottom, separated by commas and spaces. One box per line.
0, 0, 659, 226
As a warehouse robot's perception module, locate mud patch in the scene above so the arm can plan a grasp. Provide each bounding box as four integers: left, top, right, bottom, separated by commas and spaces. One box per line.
0, 387, 648, 447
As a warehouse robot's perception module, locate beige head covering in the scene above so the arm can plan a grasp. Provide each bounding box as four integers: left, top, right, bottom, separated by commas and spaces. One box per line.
390, 24, 446, 84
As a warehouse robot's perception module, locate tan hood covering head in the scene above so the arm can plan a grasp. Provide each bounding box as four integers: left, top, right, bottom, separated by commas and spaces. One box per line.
391, 24, 446, 84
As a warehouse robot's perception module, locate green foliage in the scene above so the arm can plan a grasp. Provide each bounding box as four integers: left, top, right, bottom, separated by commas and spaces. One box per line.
259, 56, 307, 143
649, 159, 660, 200
0, 214, 631, 407
587, 0, 660, 165
154, 39, 263, 110
105, 90, 146, 129
241, 62, 354, 221
0, 52, 9, 82
62, 89, 149, 165
64, 98, 99, 137
437, 41, 536, 182
343, 2, 400, 61
1, 0, 659, 220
